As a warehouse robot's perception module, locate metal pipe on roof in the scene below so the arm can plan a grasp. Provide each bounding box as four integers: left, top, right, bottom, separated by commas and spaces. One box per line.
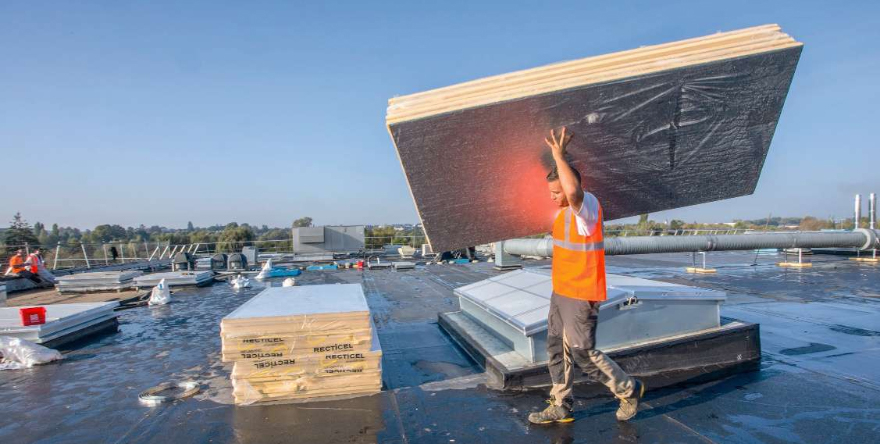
855, 194, 862, 229
503, 229, 880, 257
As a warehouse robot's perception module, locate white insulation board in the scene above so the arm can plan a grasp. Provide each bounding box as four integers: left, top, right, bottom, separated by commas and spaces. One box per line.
224, 284, 369, 321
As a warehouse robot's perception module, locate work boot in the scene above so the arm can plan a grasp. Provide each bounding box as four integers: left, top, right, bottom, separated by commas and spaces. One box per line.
528, 397, 574, 425
616, 379, 645, 421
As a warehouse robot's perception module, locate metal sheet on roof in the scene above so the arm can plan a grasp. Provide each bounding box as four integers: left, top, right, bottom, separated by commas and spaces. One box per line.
0, 302, 119, 342
606, 275, 725, 299
56, 271, 143, 285
460, 281, 517, 304
511, 307, 551, 331
133, 271, 214, 287
454, 269, 725, 335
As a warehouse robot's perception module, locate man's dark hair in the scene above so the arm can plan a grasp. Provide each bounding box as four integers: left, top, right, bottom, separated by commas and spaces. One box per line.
546, 165, 581, 183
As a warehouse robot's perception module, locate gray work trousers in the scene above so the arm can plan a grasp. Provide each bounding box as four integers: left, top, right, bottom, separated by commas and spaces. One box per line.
547, 293, 634, 406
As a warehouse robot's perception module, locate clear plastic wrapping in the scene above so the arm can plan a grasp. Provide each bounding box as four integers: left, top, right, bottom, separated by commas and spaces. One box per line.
148, 279, 171, 306
0, 336, 63, 370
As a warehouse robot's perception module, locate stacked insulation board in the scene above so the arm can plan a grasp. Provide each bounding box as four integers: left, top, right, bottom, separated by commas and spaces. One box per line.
0, 302, 119, 347
55, 271, 143, 294
386, 24, 803, 252
221, 285, 382, 404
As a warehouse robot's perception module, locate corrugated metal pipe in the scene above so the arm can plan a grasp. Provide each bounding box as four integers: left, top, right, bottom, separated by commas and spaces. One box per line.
503, 229, 880, 257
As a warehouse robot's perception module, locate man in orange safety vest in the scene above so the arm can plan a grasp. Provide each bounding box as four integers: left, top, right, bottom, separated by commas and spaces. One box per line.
5, 249, 27, 275
528, 128, 645, 425
26, 247, 56, 284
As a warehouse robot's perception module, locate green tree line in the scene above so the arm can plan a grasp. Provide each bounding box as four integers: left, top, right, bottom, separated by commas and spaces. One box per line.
1, 213, 319, 254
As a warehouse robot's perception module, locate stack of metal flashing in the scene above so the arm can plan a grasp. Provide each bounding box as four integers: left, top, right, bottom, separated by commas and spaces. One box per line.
392, 262, 415, 270
367, 260, 391, 270
195, 258, 213, 270
0, 302, 119, 347
55, 271, 143, 294
221, 284, 382, 404
133, 271, 214, 289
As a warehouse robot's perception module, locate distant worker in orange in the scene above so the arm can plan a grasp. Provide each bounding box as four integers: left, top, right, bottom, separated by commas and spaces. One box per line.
528, 128, 644, 425
4, 249, 42, 283
5, 249, 26, 275
26, 247, 57, 284
26, 249, 40, 274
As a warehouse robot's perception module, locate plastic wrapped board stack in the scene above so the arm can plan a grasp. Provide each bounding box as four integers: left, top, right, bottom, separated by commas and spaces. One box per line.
221, 284, 382, 404
0, 302, 119, 347
55, 271, 143, 294
133, 271, 214, 288
386, 24, 803, 252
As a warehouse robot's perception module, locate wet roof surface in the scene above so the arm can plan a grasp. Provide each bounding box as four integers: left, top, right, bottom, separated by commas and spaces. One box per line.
1, 251, 879, 443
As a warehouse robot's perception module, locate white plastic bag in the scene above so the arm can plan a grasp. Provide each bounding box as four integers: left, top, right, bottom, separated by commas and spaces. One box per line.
149, 279, 171, 306
231, 274, 250, 289
255, 258, 273, 281
0, 336, 63, 370
282, 277, 296, 287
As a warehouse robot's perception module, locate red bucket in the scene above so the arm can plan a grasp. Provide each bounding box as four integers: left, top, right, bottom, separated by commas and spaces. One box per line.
20, 307, 47, 326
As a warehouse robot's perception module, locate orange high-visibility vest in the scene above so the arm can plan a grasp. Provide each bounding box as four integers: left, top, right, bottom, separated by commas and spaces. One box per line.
27, 253, 40, 273
551, 203, 606, 301
9, 255, 26, 274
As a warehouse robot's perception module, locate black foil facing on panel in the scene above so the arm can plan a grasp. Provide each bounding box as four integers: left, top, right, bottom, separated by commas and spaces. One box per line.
390, 47, 802, 252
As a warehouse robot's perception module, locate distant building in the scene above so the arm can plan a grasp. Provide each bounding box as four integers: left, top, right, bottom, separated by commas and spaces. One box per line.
291, 225, 365, 255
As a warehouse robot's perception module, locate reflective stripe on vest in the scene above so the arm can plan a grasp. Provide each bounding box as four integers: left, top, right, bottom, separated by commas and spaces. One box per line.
553, 207, 604, 251
553, 239, 604, 251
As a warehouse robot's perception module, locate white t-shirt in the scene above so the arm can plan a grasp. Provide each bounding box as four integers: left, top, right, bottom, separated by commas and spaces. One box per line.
573, 191, 601, 237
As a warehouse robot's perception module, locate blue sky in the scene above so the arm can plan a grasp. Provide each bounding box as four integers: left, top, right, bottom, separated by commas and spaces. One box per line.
2, 1, 878, 229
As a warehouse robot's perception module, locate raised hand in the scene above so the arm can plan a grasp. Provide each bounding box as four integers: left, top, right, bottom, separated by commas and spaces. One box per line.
545, 127, 573, 159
